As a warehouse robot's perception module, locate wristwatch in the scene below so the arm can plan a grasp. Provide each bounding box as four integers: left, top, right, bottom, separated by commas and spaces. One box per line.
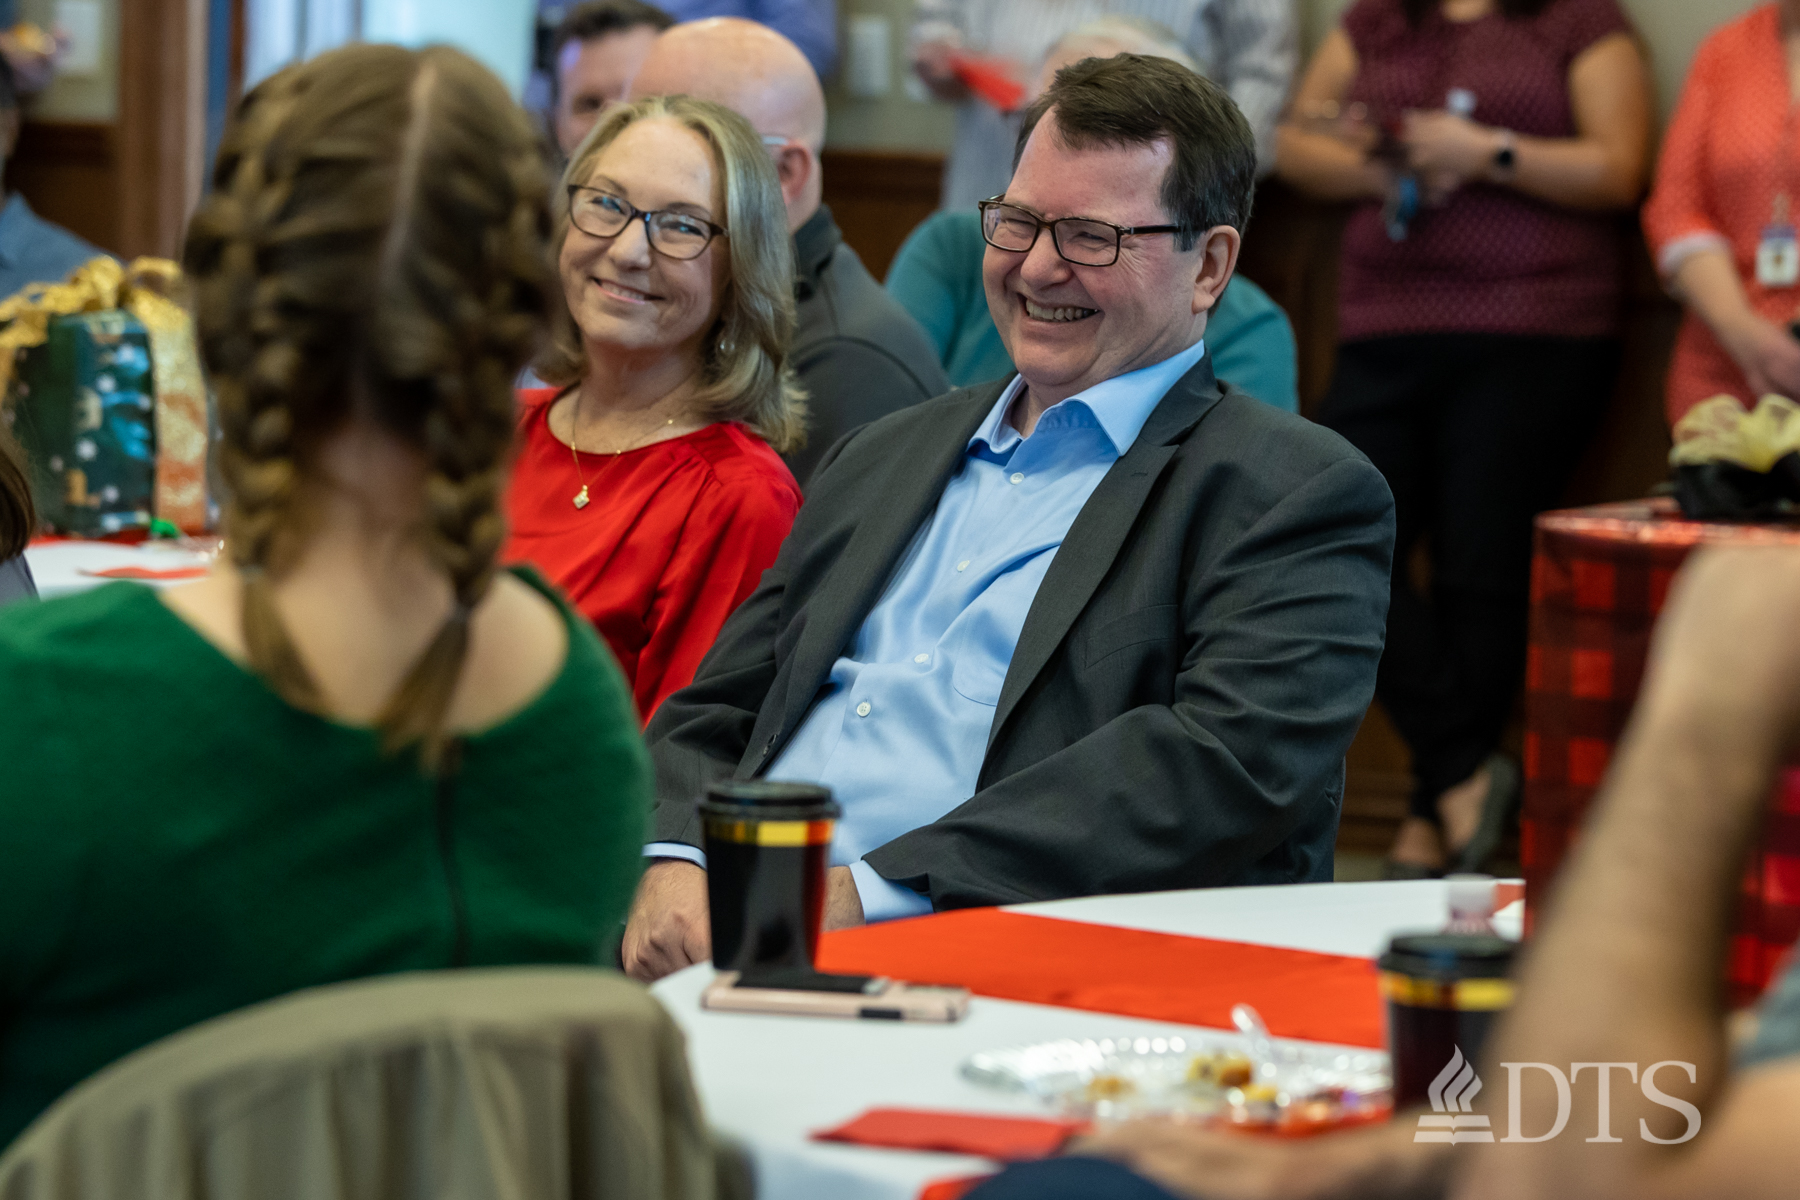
1491, 129, 1517, 179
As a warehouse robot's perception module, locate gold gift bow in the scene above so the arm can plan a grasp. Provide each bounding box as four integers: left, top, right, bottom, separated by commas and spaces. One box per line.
1669, 394, 1800, 473
0, 256, 210, 532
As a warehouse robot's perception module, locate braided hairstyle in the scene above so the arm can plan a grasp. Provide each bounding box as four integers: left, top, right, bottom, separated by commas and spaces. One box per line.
184, 43, 554, 771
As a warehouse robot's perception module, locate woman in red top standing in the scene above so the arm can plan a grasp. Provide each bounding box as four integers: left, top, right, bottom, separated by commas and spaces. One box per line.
1644, 3, 1800, 425
1278, 0, 1652, 877
505, 94, 805, 722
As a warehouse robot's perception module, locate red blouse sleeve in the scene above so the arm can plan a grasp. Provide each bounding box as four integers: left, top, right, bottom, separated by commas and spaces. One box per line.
1641, 24, 1726, 269
630, 450, 801, 723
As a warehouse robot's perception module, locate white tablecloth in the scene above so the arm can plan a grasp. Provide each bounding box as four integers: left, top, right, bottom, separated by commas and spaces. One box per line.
652, 879, 1506, 1200
22, 541, 215, 600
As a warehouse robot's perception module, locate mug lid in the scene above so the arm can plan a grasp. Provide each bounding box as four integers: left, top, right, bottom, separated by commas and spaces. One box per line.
1378, 932, 1516, 980
706, 780, 834, 806
700, 779, 840, 822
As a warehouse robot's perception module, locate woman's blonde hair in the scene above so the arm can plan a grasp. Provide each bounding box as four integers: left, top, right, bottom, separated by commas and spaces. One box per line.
183, 43, 554, 772
536, 93, 807, 453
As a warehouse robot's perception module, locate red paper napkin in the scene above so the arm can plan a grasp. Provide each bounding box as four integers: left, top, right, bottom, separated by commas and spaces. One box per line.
81, 566, 210, 581
813, 1107, 1087, 1160
918, 1174, 994, 1200
818, 908, 1385, 1048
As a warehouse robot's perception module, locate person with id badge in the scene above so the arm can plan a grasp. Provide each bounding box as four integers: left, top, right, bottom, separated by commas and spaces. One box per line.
1645, 2, 1800, 425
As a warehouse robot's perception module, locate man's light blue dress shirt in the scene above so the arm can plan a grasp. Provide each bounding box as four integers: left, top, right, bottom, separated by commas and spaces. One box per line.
652, 338, 1207, 921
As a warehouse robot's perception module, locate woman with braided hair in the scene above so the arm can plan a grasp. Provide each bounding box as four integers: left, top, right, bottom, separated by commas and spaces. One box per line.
0, 44, 651, 1147
502, 94, 805, 724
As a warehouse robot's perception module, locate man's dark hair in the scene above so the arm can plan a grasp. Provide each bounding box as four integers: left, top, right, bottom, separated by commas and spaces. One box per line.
1014, 54, 1255, 248
551, 0, 675, 75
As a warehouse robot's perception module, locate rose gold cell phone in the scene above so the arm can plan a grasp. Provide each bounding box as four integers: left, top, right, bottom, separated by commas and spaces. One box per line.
701, 967, 971, 1022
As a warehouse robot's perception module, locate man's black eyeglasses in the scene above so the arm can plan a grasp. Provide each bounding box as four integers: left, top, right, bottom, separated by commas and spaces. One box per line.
568, 186, 727, 260
978, 197, 1187, 267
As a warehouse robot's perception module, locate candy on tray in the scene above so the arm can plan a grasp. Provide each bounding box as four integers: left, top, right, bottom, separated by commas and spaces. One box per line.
963, 1034, 1391, 1133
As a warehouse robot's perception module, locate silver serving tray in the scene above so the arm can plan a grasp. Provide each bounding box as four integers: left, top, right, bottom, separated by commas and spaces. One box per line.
961, 1033, 1391, 1123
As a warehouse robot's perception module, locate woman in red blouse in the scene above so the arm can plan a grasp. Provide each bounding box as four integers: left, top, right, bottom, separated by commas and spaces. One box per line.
505, 94, 805, 723
1278, 0, 1652, 877
1644, 3, 1800, 425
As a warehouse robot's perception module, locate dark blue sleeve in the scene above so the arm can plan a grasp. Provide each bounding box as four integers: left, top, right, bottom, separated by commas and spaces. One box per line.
749, 0, 838, 77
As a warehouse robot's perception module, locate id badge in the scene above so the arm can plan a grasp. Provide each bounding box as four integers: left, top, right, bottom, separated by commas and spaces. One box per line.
1758, 224, 1799, 288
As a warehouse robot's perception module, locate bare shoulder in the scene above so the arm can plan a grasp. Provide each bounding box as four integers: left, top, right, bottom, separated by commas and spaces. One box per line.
450, 570, 569, 734
158, 572, 247, 661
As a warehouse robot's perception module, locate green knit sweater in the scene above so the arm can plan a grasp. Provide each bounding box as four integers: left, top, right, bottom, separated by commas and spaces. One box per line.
0, 569, 651, 1148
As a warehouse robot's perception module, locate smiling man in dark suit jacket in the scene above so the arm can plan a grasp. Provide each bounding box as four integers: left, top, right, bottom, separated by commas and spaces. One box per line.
623, 53, 1395, 981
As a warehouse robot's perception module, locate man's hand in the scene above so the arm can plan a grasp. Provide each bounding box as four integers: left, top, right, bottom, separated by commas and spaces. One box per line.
622, 859, 711, 983
824, 865, 865, 931
910, 38, 970, 102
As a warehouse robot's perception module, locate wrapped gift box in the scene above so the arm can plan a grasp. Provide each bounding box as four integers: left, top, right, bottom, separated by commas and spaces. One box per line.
9, 310, 159, 537
1526, 498, 1800, 1000
0, 258, 209, 537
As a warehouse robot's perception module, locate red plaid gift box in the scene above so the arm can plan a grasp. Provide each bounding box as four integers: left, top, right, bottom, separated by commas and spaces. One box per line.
1525, 498, 1800, 1000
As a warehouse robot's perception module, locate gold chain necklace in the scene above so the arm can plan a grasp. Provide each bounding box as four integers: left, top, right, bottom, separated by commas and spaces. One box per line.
566, 386, 678, 510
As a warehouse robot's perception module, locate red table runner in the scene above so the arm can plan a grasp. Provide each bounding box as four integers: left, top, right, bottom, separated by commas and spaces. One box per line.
812, 1108, 1087, 1160
817, 907, 1385, 1048
1527, 499, 1800, 1000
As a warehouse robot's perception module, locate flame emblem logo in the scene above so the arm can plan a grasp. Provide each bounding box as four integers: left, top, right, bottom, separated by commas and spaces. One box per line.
1413, 1046, 1495, 1143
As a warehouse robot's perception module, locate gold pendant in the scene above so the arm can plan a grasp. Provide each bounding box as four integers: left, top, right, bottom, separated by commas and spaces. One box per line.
573, 484, 590, 510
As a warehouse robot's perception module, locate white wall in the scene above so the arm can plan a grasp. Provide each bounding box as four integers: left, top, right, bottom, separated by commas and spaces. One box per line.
245, 0, 537, 95
362, 0, 537, 95
21, 0, 118, 121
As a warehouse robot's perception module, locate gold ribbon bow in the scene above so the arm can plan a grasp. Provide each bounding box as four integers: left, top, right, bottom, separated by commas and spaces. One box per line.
1670, 394, 1800, 473
0, 256, 209, 532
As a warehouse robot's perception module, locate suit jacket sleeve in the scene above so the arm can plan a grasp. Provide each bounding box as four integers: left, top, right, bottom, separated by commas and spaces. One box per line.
862, 453, 1395, 908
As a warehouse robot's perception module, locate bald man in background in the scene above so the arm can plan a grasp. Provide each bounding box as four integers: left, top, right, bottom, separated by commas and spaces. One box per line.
630, 19, 948, 484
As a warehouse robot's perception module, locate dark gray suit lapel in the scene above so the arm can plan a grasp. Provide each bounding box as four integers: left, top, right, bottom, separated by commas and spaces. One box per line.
988, 356, 1224, 745
775, 384, 1004, 749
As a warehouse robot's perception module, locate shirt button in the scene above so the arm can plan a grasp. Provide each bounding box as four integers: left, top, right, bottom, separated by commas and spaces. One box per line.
956, 559, 970, 572
856, 701, 872, 717
1010, 472, 1024, 484
914, 653, 929, 664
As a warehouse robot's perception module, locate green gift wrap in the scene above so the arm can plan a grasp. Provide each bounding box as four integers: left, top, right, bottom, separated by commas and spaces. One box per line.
0, 257, 210, 537
8, 309, 158, 537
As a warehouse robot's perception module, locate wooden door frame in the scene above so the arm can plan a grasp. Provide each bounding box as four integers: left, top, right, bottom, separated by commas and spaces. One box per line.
115, 0, 209, 259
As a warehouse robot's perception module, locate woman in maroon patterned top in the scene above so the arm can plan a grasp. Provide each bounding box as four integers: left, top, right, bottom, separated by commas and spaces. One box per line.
1277, 0, 1652, 877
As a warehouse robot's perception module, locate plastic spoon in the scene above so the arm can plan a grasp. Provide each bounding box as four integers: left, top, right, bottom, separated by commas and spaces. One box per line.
1231, 1002, 1282, 1084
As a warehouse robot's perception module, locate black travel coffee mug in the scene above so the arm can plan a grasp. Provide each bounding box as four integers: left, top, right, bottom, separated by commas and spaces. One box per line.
1378, 933, 1516, 1110
699, 780, 841, 973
